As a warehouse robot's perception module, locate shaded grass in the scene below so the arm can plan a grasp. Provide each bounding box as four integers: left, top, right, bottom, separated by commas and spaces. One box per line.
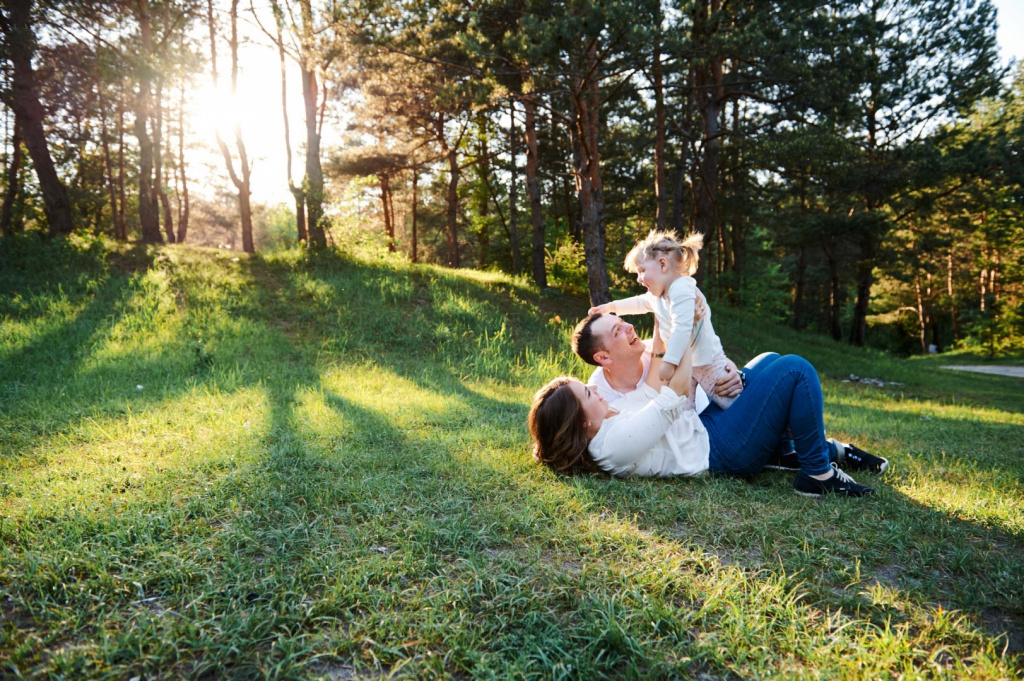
1, 236, 1022, 679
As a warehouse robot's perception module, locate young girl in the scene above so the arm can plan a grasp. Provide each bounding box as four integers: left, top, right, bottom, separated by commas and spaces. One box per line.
589, 230, 735, 411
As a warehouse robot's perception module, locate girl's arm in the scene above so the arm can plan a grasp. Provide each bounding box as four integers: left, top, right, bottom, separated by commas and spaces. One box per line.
662, 279, 696, 366
607, 294, 654, 316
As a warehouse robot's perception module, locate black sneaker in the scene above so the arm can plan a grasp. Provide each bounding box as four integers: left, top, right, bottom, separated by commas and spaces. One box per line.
841, 443, 889, 474
764, 450, 800, 471
793, 463, 874, 497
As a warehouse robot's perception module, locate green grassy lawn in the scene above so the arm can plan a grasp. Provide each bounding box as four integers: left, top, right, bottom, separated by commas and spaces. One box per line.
1, 235, 1022, 679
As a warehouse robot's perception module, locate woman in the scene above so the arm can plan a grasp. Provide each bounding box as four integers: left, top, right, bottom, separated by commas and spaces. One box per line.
529, 325, 884, 497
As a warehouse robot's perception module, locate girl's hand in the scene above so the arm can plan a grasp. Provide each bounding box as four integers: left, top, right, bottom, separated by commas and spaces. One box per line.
658, 361, 676, 383
588, 302, 615, 315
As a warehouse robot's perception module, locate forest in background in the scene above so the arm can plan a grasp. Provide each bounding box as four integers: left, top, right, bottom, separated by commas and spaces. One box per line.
1, 0, 1022, 356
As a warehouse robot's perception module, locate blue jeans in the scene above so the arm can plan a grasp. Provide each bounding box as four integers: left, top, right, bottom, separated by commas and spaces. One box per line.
700, 353, 833, 476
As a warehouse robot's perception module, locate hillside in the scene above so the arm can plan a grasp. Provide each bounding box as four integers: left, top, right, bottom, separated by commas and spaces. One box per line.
1, 236, 1022, 679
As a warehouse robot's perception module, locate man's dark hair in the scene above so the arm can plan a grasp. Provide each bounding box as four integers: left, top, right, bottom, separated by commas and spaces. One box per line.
571, 313, 607, 366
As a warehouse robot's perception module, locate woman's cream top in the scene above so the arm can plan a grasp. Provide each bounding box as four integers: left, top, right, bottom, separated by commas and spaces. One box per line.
588, 384, 710, 478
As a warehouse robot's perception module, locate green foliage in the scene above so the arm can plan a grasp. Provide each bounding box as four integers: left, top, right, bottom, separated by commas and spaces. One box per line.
544, 237, 588, 296
254, 203, 300, 252
961, 299, 1024, 357
1, 238, 1022, 678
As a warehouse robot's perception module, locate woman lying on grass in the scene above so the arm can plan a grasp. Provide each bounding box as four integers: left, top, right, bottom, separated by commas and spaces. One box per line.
529, 323, 887, 497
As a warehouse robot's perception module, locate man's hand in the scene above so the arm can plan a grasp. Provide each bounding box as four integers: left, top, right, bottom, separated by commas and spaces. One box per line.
658, 361, 676, 383
715, 360, 743, 398
589, 302, 615, 315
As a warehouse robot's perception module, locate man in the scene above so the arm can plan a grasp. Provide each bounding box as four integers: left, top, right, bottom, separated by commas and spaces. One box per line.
570, 311, 888, 473
570, 311, 741, 409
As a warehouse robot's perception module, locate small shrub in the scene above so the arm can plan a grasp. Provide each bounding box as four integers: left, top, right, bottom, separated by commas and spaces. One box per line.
545, 238, 588, 296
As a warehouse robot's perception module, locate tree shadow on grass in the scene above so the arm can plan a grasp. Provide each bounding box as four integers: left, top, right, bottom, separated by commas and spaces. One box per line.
0, 247, 563, 677
0, 246, 161, 459
233, 249, 1024, 672
4, 244, 1022, 677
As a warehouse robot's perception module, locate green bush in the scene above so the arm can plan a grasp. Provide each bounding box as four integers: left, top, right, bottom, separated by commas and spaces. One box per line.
545, 237, 588, 295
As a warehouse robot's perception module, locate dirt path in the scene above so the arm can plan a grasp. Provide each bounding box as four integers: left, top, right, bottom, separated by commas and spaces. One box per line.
941, 365, 1024, 378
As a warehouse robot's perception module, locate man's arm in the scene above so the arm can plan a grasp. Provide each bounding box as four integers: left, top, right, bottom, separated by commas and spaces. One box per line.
715, 360, 744, 398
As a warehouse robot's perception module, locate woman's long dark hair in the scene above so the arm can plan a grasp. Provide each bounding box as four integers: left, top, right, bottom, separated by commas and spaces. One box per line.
527, 377, 599, 474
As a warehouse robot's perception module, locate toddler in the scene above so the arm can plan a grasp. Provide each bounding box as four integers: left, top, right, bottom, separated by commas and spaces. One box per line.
590, 230, 735, 411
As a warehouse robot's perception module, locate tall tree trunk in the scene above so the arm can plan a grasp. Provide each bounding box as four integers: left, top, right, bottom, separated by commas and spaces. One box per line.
299, 0, 326, 248
99, 80, 119, 238
573, 40, 610, 306
476, 143, 490, 266
379, 173, 395, 252
1, 0, 74, 236
445, 142, 460, 267
507, 99, 521, 273
691, 0, 723, 280
523, 96, 546, 288
849, 57, 881, 347
848, 232, 876, 346
273, 0, 306, 243
229, 0, 253, 252
729, 97, 745, 293
823, 237, 842, 341
117, 80, 127, 240
562, 160, 576, 243
154, 75, 174, 243
947, 246, 959, 340
411, 166, 418, 263
652, 22, 668, 231
135, 0, 162, 243
914, 272, 929, 353
208, 0, 253, 252
1, 116, 23, 236
670, 162, 687, 235
176, 56, 190, 243
563, 111, 580, 243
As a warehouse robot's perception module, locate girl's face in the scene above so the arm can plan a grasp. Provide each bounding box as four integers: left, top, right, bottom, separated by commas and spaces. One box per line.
568, 379, 609, 429
635, 255, 672, 297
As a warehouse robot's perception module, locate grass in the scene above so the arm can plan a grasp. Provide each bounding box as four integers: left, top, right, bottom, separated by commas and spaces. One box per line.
1, 233, 1022, 679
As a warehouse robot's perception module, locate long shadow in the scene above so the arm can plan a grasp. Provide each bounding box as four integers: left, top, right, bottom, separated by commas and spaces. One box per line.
3, 244, 1022, 677
0, 245, 160, 458
247, 250, 1024, 669
1, 245, 546, 676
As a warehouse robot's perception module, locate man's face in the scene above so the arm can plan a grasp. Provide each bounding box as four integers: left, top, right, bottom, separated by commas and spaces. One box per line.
592, 314, 644, 366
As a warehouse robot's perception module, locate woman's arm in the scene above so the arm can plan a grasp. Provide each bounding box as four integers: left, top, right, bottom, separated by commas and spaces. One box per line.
597, 383, 688, 469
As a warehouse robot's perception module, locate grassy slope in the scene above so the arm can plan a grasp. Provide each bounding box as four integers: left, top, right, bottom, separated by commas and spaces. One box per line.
1, 237, 1022, 679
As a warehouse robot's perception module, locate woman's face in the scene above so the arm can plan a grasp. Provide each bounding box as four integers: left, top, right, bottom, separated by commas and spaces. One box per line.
568, 379, 609, 427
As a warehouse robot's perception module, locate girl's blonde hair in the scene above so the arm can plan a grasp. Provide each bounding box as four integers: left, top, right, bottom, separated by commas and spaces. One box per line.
624, 230, 703, 277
